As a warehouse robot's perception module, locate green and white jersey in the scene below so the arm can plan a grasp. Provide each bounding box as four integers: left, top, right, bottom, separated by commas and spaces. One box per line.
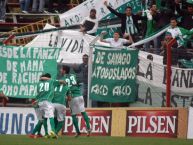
36, 79, 60, 103
52, 82, 70, 105
65, 74, 82, 98
167, 27, 193, 47
144, 9, 156, 37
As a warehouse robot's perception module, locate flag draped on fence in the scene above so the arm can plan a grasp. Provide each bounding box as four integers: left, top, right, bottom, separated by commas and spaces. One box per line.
90, 46, 139, 102
0, 45, 60, 98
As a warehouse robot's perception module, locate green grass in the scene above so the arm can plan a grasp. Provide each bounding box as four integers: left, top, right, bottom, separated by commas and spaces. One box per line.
0, 135, 193, 145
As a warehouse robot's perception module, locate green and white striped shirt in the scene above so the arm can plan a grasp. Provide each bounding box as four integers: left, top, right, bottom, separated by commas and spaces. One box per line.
126, 16, 138, 35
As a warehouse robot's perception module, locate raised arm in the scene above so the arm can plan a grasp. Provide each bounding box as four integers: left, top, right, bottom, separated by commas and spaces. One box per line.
104, 1, 124, 18
39, 77, 50, 81
99, 31, 108, 43
80, 17, 86, 33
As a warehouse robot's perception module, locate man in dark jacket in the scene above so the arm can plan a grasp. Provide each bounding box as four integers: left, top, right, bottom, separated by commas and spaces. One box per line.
104, 0, 144, 42
175, 0, 193, 48
72, 54, 89, 106
152, 1, 175, 51
175, 0, 193, 30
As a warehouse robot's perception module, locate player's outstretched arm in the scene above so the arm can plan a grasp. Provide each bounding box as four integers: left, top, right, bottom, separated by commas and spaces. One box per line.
39, 77, 50, 81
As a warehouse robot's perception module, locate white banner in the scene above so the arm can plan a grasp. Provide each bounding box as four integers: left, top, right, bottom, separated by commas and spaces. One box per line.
130, 54, 193, 107
59, 0, 132, 27
26, 24, 95, 63
187, 107, 193, 139
26, 24, 108, 64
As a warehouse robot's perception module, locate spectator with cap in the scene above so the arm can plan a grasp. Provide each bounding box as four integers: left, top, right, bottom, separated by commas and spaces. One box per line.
0, 0, 7, 22
80, 9, 98, 36
161, 31, 179, 65
104, 0, 145, 42
100, 32, 132, 48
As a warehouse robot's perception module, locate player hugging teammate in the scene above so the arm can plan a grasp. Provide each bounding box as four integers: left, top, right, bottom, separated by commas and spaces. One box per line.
29, 73, 66, 139
29, 65, 91, 139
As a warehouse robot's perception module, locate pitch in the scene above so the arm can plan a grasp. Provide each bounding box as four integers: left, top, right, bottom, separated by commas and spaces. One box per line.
0, 135, 193, 145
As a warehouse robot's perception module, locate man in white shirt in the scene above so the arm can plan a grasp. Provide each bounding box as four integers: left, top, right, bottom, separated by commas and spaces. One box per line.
166, 17, 193, 47
165, 17, 193, 63
100, 32, 131, 48
80, 9, 98, 36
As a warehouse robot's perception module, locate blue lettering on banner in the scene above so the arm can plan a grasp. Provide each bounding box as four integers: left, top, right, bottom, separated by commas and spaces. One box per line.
0, 113, 9, 134
25, 114, 35, 134
11, 113, 23, 134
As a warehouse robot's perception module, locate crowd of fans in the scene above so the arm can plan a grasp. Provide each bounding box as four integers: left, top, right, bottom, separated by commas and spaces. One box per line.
98, 0, 193, 67
78, 0, 193, 67
0, 0, 192, 61
0, 0, 193, 106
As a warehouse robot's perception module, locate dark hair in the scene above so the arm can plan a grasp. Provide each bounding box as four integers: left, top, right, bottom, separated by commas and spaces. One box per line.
90, 9, 96, 13
150, 3, 156, 8
114, 32, 120, 35
125, 6, 132, 10
170, 17, 177, 22
41, 73, 51, 78
83, 54, 89, 58
62, 65, 70, 74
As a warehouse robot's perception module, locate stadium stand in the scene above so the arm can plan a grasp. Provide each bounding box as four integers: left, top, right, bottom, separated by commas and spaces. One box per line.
0, 0, 193, 107
0, 0, 80, 31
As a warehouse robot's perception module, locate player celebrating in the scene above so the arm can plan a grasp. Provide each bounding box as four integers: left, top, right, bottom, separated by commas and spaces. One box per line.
62, 65, 91, 137
32, 73, 65, 139
52, 69, 70, 135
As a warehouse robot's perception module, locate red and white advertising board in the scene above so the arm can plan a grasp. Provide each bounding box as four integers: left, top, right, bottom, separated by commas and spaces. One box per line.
63, 110, 112, 136
126, 110, 178, 138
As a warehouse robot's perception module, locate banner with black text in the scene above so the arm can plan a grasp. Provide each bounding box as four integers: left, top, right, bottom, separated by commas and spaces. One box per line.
131, 55, 193, 107
59, 0, 142, 27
